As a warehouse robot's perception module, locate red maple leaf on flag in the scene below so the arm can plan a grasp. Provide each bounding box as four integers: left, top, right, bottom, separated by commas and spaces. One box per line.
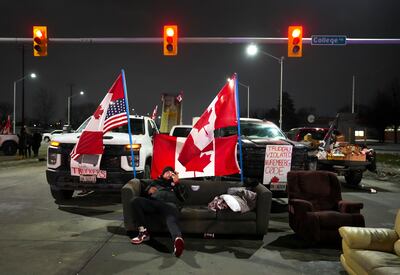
193, 109, 212, 135
93, 105, 104, 119
184, 153, 212, 174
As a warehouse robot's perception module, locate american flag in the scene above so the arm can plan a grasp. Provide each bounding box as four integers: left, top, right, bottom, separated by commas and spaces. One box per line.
70, 73, 128, 161
103, 98, 128, 133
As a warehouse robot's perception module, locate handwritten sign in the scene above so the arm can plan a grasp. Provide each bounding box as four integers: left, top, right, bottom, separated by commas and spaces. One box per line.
263, 145, 292, 185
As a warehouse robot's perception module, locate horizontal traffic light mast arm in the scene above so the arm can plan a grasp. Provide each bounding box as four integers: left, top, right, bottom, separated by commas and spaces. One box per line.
1, 37, 400, 44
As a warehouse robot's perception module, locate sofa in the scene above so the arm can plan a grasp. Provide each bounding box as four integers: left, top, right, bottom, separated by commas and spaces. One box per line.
287, 171, 365, 244
339, 210, 400, 275
122, 178, 272, 237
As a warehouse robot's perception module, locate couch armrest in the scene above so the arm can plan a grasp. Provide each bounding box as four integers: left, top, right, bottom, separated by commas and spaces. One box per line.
338, 200, 363, 213
253, 183, 272, 235
339, 226, 398, 253
289, 198, 313, 215
122, 179, 142, 231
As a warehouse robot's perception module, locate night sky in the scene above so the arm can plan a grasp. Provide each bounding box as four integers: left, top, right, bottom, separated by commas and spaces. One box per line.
1, 0, 400, 126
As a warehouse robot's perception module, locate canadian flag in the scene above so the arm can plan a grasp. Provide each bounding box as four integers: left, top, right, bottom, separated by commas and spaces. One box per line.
1, 115, 12, 134
176, 91, 183, 103
151, 134, 239, 179
151, 74, 240, 178
151, 105, 158, 120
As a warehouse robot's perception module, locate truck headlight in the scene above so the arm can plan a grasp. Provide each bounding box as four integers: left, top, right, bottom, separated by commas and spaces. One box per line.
125, 144, 141, 151
50, 141, 60, 148
48, 152, 58, 165
127, 154, 140, 167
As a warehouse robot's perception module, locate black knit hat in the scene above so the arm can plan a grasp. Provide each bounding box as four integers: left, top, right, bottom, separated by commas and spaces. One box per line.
161, 166, 175, 176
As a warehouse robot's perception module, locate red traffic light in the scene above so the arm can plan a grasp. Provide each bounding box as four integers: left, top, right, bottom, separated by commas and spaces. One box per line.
163, 25, 178, 56
288, 26, 303, 57
33, 26, 48, 57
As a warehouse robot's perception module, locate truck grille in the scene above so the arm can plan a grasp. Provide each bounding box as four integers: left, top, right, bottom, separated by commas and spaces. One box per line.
57, 143, 135, 172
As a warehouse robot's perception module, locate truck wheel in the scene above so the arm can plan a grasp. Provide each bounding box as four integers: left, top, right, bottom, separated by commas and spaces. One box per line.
144, 163, 151, 179
2, 141, 18, 156
50, 188, 74, 201
345, 171, 363, 186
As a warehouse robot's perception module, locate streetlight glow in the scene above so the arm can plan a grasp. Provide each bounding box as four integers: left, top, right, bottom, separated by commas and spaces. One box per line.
245, 45, 285, 129
30, 73, 37, 79
246, 44, 258, 56
80, 90, 84, 95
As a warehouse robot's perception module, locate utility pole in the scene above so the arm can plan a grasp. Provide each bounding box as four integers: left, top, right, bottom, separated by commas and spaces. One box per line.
352, 75, 355, 114
68, 84, 74, 126
21, 45, 25, 127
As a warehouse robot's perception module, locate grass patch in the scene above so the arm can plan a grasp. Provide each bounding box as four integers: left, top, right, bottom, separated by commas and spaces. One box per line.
376, 153, 400, 168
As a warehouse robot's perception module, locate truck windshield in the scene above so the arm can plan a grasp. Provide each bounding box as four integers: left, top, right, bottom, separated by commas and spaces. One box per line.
217, 122, 286, 139
75, 118, 145, 135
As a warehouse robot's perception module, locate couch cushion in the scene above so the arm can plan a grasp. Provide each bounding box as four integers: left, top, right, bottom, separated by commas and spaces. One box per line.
181, 180, 244, 206
217, 209, 256, 221
179, 206, 216, 220
347, 249, 400, 274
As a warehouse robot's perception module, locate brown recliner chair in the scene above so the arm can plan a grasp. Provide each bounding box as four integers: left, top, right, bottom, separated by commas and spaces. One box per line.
287, 171, 365, 244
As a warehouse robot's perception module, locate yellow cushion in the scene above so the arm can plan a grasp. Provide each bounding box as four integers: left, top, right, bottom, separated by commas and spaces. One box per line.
339, 226, 398, 252
395, 209, 400, 236
340, 254, 367, 275
395, 240, 400, 257
341, 243, 369, 275
347, 249, 400, 273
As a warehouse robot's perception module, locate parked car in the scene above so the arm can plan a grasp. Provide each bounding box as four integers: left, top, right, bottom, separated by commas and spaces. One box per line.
46, 115, 158, 201
42, 130, 63, 142
169, 125, 192, 137
287, 127, 343, 142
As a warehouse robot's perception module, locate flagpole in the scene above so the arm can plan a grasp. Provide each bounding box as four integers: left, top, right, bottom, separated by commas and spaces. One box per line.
234, 74, 244, 183
121, 69, 137, 178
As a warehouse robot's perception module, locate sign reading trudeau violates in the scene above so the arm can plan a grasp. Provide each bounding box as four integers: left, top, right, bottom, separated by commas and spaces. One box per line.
263, 145, 292, 191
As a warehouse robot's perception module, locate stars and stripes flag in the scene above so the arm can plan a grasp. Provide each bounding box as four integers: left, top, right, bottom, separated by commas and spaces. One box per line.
70, 73, 128, 161
151, 105, 158, 120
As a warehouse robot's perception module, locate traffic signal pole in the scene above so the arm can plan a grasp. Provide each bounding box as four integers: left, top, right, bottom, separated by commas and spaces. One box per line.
1, 37, 400, 45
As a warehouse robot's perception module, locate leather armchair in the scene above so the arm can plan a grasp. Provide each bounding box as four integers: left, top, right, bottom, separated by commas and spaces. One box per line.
339, 210, 400, 275
287, 171, 365, 244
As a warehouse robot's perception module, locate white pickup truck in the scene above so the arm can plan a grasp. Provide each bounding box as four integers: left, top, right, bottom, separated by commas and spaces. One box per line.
0, 134, 19, 155
46, 115, 158, 200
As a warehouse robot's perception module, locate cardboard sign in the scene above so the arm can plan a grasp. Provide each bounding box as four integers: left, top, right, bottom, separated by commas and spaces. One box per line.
263, 145, 292, 185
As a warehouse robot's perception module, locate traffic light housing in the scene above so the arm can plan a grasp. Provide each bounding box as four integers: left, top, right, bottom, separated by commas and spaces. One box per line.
163, 25, 178, 56
288, 26, 303, 57
33, 26, 48, 57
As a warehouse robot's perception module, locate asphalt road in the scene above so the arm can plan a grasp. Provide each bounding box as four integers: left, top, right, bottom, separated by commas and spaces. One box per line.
0, 163, 399, 275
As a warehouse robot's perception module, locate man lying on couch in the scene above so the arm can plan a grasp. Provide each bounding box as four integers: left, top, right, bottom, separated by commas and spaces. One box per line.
130, 166, 185, 257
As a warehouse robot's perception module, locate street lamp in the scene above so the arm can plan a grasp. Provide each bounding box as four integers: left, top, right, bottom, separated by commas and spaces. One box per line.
13, 73, 37, 134
67, 90, 84, 126
246, 44, 284, 129
227, 78, 250, 118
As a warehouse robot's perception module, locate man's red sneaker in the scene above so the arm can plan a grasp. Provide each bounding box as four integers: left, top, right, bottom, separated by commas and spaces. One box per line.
131, 230, 150, 244
174, 237, 184, 257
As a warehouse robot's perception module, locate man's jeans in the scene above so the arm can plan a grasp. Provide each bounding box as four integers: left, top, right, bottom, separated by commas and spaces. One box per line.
131, 197, 182, 240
